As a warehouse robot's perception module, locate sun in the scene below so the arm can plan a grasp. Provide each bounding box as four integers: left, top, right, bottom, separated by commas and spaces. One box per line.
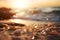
10, 0, 29, 9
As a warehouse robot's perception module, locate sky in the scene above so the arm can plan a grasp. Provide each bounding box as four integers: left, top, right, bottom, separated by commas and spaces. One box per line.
0, 0, 60, 8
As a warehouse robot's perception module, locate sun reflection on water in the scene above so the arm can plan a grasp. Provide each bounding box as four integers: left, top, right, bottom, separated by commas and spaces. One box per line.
9, 19, 24, 23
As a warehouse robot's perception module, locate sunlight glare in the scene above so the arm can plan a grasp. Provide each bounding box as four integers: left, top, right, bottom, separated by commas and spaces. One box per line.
10, 0, 29, 9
